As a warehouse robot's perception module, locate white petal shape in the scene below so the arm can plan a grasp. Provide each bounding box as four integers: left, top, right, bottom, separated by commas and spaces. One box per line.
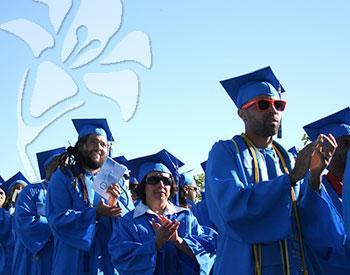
84, 70, 139, 121
34, 0, 72, 34
17, 70, 83, 181
100, 31, 152, 69
31, 61, 78, 117
0, 19, 54, 57
61, 0, 122, 67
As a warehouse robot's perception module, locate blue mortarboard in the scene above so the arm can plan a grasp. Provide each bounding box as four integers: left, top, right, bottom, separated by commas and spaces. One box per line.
72, 118, 114, 142
113, 155, 128, 166
4, 172, 29, 194
200, 161, 207, 173
303, 107, 350, 141
127, 149, 184, 182
36, 147, 66, 179
129, 176, 138, 185
288, 146, 298, 158
179, 170, 196, 187
220, 66, 285, 109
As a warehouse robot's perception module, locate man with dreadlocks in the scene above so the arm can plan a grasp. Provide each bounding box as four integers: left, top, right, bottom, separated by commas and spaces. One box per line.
46, 118, 134, 275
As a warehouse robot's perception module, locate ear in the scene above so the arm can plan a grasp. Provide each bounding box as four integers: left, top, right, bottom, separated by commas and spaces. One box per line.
238, 109, 247, 122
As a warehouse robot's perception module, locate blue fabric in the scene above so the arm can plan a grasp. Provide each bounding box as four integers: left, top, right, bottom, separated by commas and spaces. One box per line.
0, 208, 14, 274
205, 135, 346, 275
72, 118, 114, 142
190, 195, 216, 230
108, 204, 216, 275
322, 175, 343, 216
220, 66, 285, 108
303, 107, 350, 141
343, 151, 350, 236
46, 165, 134, 274
179, 171, 195, 187
12, 181, 53, 275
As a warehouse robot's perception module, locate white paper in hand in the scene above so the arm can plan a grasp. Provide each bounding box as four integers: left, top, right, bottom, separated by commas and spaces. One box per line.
93, 157, 127, 199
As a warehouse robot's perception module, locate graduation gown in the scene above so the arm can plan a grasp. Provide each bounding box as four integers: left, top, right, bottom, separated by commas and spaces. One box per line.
46, 166, 134, 275
0, 208, 14, 274
322, 175, 342, 216
205, 136, 345, 275
108, 201, 216, 275
12, 181, 53, 275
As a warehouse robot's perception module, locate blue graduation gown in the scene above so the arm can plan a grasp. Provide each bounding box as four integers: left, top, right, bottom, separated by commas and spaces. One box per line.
0, 208, 14, 274
322, 175, 342, 216
12, 181, 53, 275
205, 136, 345, 275
108, 201, 216, 275
46, 166, 134, 275
190, 193, 216, 230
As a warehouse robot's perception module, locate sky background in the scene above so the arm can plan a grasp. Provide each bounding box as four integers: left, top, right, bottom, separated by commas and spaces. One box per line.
0, 0, 349, 182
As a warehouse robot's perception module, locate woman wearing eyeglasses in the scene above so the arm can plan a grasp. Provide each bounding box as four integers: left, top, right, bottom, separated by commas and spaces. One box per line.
108, 149, 216, 275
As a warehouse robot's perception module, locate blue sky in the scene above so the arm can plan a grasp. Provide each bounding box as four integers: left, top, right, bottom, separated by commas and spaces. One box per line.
0, 0, 349, 181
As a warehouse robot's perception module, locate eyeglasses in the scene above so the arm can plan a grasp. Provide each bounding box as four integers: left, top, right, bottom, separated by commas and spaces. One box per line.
146, 176, 173, 186
185, 186, 198, 192
241, 99, 287, 112
123, 174, 130, 180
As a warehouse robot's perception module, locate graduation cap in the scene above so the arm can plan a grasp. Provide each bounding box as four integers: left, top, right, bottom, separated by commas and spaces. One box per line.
113, 155, 128, 166
0, 176, 4, 184
179, 170, 196, 187
4, 172, 29, 194
220, 66, 285, 109
127, 149, 184, 182
200, 161, 207, 173
36, 147, 66, 180
72, 118, 114, 142
303, 107, 350, 141
288, 146, 298, 158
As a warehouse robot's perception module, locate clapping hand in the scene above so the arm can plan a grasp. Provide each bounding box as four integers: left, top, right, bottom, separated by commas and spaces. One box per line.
152, 215, 180, 250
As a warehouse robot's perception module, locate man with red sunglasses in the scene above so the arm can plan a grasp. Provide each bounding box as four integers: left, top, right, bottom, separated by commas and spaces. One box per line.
205, 66, 345, 275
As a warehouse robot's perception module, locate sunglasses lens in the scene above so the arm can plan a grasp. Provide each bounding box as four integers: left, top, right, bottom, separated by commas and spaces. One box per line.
257, 100, 270, 110
146, 176, 172, 186
274, 100, 286, 111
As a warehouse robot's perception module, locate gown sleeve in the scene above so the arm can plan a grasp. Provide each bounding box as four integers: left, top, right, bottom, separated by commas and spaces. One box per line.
46, 169, 97, 251
14, 185, 51, 255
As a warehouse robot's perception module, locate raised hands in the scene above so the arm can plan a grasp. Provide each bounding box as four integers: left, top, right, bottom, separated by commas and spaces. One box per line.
309, 134, 338, 190
106, 183, 122, 206
96, 198, 123, 219
152, 215, 180, 250
289, 134, 337, 189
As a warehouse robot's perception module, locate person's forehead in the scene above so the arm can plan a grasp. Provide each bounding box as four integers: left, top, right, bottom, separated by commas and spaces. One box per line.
147, 171, 171, 177
87, 134, 108, 143
251, 94, 280, 100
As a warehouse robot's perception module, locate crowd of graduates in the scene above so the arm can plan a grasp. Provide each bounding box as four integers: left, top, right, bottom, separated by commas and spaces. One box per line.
0, 66, 350, 275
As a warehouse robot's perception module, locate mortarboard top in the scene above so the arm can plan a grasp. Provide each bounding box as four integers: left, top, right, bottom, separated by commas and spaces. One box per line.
113, 155, 128, 167
288, 146, 298, 158
127, 149, 184, 182
4, 172, 29, 194
36, 147, 66, 180
129, 176, 138, 185
72, 118, 114, 142
179, 170, 196, 187
200, 161, 207, 173
220, 66, 285, 109
303, 107, 350, 141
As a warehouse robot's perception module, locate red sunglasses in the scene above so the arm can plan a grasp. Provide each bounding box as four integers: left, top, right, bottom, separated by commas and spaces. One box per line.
241, 99, 287, 112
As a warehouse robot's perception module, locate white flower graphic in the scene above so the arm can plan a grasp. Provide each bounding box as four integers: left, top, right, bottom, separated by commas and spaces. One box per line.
0, 0, 152, 181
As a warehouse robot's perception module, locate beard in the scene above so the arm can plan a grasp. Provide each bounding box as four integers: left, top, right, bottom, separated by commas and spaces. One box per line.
81, 149, 107, 170
247, 113, 281, 137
